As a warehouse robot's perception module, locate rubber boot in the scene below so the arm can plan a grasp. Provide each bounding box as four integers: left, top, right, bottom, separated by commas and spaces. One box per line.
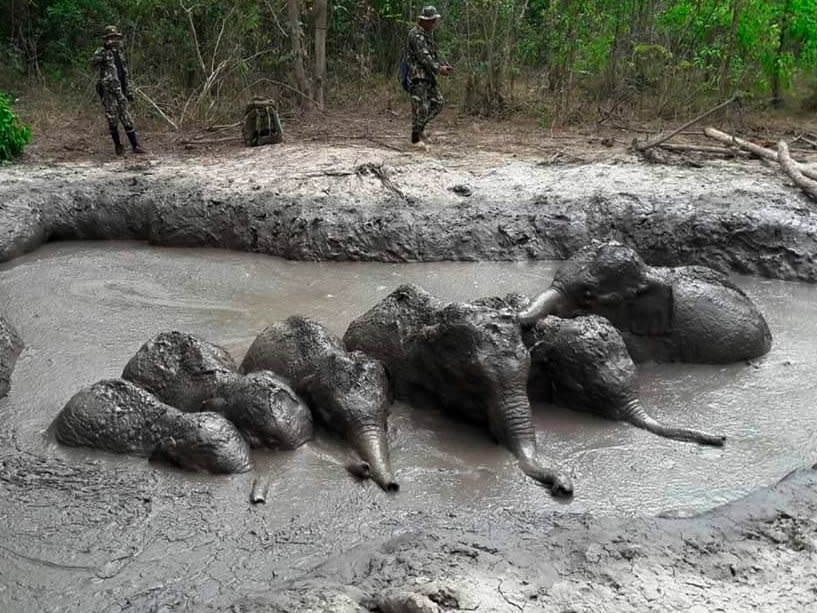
125, 129, 146, 154
110, 128, 124, 155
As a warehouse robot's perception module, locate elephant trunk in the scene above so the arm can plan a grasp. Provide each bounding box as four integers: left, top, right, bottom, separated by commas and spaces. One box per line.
497, 392, 573, 498
518, 288, 570, 326
620, 399, 725, 447
349, 424, 399, 493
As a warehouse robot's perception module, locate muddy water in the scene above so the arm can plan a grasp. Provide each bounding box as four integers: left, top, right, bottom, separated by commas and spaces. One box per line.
1, 241, 816, 521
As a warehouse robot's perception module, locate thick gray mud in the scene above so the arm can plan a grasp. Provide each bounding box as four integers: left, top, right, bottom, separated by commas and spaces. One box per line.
1, 243, 817, 611
2, 148, 817, 611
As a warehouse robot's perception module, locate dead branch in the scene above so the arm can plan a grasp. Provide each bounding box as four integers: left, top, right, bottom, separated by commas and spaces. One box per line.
206, 121, 241, 131
704, 127, 817, 182
250, 478, 269, 504
657, 143, 746, 156
635, 95, 738, 151
355, 162, 410, 201
778, 140, 817, 201
136, 89, 178, 130
178, 135, 241, 145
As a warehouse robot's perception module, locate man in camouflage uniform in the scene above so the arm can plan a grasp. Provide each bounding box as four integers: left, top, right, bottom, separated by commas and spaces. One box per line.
405, 6, 452, 148
92, 25, 145, 155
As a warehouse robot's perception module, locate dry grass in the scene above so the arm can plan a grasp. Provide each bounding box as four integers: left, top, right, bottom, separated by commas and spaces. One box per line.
8, 81, 817, 165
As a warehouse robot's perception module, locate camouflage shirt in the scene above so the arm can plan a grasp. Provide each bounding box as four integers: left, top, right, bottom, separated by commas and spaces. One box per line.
406, 25, 441, 83
92, 46, 131, 95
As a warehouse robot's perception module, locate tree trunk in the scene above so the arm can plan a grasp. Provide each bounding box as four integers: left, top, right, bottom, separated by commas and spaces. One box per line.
287, 0, 310, 108
771, 0, 792, 108
718, 0, 742, 98
313, 0, 328, 110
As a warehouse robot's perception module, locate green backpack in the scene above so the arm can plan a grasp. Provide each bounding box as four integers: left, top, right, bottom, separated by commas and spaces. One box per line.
398, 57, 410, 92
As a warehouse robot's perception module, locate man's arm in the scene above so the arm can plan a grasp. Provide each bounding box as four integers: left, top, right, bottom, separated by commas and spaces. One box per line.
91, 47, 106, 67
120, 51, 133, 101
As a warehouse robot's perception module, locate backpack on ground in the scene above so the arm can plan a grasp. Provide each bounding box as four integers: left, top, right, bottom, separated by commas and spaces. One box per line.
242, 98, 283, 147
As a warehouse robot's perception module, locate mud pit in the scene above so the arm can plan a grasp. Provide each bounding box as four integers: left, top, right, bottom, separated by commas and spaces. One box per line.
2, 145, 817, 611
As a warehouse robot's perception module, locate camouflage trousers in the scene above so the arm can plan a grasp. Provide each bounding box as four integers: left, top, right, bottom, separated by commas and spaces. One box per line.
101, 88, 134, 132
409, 80, 444, 135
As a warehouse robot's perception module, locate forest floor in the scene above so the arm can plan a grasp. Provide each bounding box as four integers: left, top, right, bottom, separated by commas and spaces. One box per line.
16, 96, 817, 167
3, 103, 817, 612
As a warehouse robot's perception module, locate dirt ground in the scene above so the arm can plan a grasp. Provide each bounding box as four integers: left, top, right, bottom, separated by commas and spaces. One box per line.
18, 96, 817, 167
3, 104, 817, 612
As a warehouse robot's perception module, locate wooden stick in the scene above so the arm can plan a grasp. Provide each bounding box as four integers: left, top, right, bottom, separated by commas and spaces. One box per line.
657, 143, 746, 155
778, 140, 817, 201
178, 135, 241, 145
136, 89, 178, 131
250, 478, 269, 504
704, 127, 817, 182
635, 95, 738, 151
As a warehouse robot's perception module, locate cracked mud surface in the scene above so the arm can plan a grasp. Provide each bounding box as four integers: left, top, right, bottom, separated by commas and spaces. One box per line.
2, 143, 817, 611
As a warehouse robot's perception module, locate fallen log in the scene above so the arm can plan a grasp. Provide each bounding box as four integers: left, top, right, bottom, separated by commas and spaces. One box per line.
635, 96, 738, 151
704, 127, 817, 182
778, 141, 817, 201
657, 143, 746, 156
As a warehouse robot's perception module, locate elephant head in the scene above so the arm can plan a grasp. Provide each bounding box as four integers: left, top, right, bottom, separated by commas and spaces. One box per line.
203, 371, 314, 450
345, 284, 573, 498
519, 241, 772, 364
53, 379, 252, 474
241, 316, 398, 493
527, 315, 725, 446
122, 330, 239, 412
519, 241, 657, 324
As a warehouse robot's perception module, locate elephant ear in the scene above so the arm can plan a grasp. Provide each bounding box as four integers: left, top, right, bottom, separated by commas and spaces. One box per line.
627, 280, 673, 336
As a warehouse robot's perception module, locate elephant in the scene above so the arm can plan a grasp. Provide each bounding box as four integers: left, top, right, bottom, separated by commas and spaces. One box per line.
201, 371, 313, 450
343, 284, 573, 498
122, 330, 239, 412
0, 315, 23, 398
123, 331, 313, 450
525, 314, 725, 446
518, 241, 773, 364
52, 379, 252, 473
240, 316, 398, 492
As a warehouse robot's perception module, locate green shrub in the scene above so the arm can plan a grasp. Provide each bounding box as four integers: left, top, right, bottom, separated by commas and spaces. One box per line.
0, 92, 32, 162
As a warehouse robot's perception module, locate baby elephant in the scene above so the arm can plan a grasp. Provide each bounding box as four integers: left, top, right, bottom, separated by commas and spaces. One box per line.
526, 315, 725, 447
53, 379, 251, 473
123, 331, 313, 450
519, 240, 772, 364
344, 284, 573, 498
241, 316, 398, 493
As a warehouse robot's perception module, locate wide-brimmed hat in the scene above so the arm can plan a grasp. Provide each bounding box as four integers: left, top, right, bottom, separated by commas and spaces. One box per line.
102, 25, 123, 40
418, 6, 441, 20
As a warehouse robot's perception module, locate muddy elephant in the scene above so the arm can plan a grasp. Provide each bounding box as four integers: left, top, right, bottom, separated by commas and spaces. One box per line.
52, 379, 252, 473
0, 315, 23, 398
123, 331, 313, 449
240, 316, 398, 492
519, 241, 772, 364
343, 284, 573, 498
526, 314, 725, 446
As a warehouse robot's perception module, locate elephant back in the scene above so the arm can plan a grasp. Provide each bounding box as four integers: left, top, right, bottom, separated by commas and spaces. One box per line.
122, 331, 238, 412
670, 272, 772, 363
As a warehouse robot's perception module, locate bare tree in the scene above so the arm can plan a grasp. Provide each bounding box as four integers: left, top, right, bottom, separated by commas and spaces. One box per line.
313, 0, 329, 110
287, 0, 310, 108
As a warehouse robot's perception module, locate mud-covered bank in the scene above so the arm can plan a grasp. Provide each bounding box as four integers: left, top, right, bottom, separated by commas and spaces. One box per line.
2, 446, 815, 612
246, 465, 817, 612
1, 145, 816, 281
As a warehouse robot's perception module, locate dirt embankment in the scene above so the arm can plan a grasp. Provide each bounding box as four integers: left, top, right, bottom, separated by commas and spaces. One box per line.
2, 144, 816, 280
